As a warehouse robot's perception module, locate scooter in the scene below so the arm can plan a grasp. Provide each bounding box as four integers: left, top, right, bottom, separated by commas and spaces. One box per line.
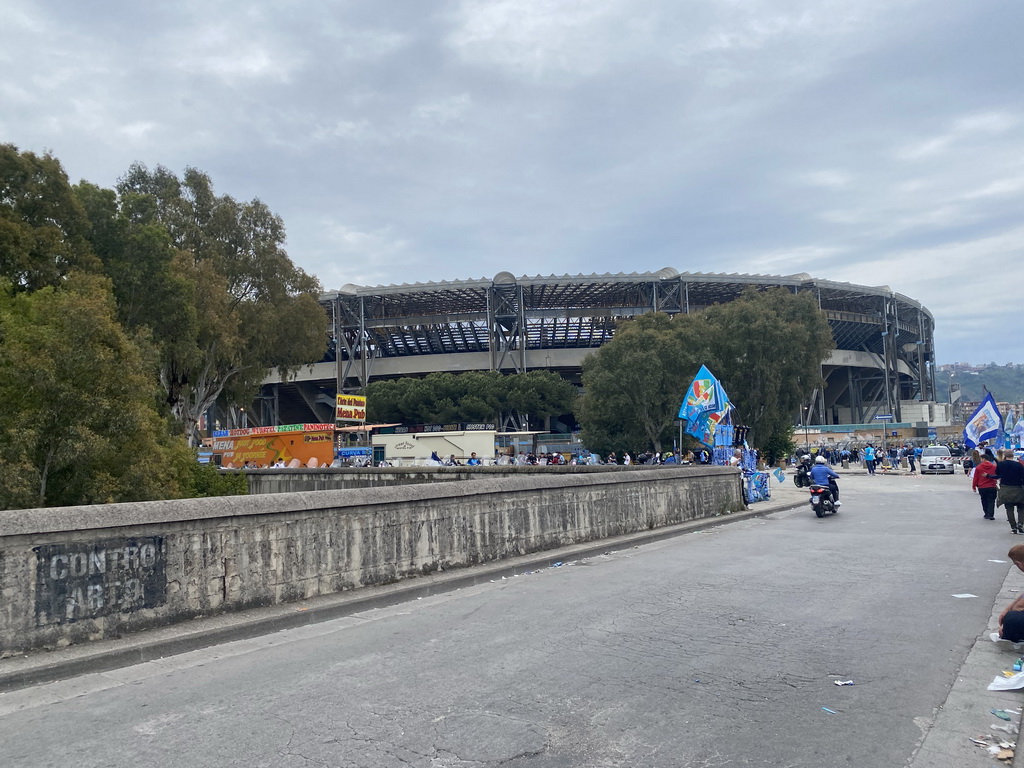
808, 484, 837, 518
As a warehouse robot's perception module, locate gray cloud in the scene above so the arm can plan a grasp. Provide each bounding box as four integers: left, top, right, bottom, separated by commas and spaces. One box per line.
2, 0, 1020, 364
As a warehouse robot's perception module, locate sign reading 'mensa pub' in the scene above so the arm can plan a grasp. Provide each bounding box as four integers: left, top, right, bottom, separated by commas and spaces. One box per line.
336, 394, 367, 423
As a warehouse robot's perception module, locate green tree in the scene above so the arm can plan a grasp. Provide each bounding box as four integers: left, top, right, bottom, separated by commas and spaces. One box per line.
89, 164, 327, 444
575, 289, 835, 458
0, 275, 193, 509
0, 144, 100, 291
74, 181, 197, 342
576, 313, 706, 455
504, 371, 578, 431
365, 370, 575, 428
698, 288, 834, 459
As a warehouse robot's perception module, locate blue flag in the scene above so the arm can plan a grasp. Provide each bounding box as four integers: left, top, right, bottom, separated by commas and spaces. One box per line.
678, 365, 721, 422
679, 365, 732, 447
963, 393, 1002, 450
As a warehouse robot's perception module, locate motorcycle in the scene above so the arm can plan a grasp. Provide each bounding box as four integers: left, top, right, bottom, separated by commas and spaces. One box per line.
808, 484, 837, 518
794, 458, 813, 488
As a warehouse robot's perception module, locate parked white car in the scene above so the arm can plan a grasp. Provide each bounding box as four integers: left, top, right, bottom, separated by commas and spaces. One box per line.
920, 445, 955, 475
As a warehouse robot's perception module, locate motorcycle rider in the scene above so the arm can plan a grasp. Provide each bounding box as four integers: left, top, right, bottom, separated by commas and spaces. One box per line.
809, 455, 841, 507
795, 454, 814, 487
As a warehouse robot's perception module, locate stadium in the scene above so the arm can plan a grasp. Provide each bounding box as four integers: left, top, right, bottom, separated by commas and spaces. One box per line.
258, 268, 938, 432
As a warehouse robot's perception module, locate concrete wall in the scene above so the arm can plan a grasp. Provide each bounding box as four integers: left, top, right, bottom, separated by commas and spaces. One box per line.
0, 468, 742, 655
245, 464, 672, 495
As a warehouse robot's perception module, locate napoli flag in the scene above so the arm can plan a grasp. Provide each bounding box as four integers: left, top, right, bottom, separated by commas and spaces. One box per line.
963, 393, 1002, 449
678, 365, 721, 422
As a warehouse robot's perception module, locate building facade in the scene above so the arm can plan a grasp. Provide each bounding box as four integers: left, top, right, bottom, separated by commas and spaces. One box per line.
258, 268, 938, 430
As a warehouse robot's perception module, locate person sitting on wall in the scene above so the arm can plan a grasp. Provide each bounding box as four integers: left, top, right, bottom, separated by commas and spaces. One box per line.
998, 545, 1024, 641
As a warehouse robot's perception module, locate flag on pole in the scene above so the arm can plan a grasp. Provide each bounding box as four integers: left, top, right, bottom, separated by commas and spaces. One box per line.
678, 365, 721, 423
1004, 409, 1018, 448
679, 366, 732, 447
963, 393, 1002, 450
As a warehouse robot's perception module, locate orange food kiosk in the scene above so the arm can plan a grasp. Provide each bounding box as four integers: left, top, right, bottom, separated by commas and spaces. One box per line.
211, 423, 335, 468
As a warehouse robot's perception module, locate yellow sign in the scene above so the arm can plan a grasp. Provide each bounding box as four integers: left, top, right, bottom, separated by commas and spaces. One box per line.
336, 394, 367, 423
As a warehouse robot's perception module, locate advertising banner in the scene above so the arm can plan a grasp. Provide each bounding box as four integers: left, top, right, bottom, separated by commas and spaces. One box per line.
211, 423, 337, 468
337, 394, 367, 423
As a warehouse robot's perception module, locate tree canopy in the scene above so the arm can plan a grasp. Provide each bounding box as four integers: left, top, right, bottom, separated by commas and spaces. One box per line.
0, 144, 100, 290
81, 163, 328, 446
574, 313, 704, 455
365, 370, 576, 429
0, 275, 193, 508
0, 145, 325, 507
575, 288, 835, 458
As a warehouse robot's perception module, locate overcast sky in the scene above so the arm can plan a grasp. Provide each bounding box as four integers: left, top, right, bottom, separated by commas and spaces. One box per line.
3, 1, 1021, 365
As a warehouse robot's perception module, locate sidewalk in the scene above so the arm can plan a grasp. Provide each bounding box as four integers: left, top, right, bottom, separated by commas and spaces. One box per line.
910, 563, 1024, 767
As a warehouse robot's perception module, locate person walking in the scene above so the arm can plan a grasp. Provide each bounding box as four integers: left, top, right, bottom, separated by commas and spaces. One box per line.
994, 449, 1024, 534
972, 450, 998, 520
963, 449, 979, 475
864, 443, 877, 475
905, 445, 917, 475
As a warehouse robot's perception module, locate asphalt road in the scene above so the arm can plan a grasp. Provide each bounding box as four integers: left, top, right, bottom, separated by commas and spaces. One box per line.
0, 472, 1018, 767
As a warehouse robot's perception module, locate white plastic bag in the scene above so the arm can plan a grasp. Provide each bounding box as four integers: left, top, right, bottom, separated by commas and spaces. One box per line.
988, 671, 1024, 691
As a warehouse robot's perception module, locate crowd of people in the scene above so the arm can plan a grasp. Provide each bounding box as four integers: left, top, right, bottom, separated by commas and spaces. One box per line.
969, 447, 1024, 533
423, 447, 723, 467
792, 443, 925, 475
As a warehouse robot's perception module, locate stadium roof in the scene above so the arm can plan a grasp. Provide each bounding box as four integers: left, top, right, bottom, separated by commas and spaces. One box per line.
323, 268, 931, 319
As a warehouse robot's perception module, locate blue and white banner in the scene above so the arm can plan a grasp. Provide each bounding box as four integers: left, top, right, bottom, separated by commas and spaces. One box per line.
678, 365, 732, 448
963, 393, 1002, 450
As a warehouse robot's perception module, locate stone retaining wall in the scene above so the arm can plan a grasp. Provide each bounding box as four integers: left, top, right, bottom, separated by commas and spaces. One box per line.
246, 463, 660, 494
0, 467, 742, 655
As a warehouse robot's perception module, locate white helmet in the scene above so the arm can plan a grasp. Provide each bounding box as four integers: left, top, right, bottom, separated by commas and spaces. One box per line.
815, 456, 826, 464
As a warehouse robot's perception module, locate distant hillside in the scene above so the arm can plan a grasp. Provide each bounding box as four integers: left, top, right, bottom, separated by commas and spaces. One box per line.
936, 364, 1024, 403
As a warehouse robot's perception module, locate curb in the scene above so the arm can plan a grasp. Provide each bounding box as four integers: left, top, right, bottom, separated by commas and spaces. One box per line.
0, 498, 806, 694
